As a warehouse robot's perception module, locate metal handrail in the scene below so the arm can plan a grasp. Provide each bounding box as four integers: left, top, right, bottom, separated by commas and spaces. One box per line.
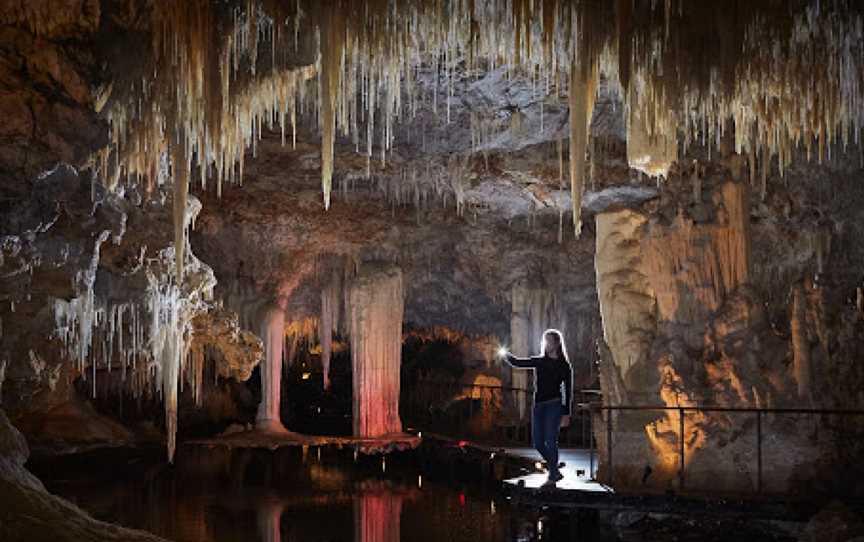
584, 403, 864, 492
582, 404, 864, 415
402, 382, 600, 447
405, 381, 864, 494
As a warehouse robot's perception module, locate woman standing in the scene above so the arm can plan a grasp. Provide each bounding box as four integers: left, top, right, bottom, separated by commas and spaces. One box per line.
502, 329, 573, 486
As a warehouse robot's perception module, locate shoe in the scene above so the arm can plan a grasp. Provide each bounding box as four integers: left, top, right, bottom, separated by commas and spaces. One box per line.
549, 471, 564, 483
540, 478, 558, 489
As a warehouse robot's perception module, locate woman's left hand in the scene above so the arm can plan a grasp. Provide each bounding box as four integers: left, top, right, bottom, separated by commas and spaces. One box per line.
560, 415, 570, 428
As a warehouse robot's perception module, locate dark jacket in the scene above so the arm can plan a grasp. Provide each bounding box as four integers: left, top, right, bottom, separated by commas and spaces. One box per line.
506, 354, 572, 416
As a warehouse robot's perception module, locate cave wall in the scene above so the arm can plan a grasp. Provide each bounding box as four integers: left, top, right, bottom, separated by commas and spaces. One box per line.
594, 167, 864, 494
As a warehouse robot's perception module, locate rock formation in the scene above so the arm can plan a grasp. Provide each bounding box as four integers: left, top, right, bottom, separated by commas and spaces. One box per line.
348, 264, 404, 437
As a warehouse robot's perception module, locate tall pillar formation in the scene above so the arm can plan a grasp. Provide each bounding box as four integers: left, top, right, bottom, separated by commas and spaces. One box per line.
509, 279, 556, 420
256, 297, 288, 433
348, 264, 403, 437
594, 181, 762, 489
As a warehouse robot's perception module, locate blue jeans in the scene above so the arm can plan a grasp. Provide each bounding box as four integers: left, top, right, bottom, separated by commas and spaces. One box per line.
532, 399, 563, 475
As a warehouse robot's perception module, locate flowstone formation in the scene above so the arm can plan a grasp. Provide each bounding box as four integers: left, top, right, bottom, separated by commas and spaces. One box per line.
348, 264, 404, 438
594, 167, 864, 493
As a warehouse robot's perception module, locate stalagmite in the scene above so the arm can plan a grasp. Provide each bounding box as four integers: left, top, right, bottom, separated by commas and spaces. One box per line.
257, 297, 289, 432
594, 210, 656, 381
348, 264, 403, 437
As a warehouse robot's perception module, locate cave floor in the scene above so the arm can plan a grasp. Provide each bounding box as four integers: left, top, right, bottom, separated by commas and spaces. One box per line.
185, 430, 421, 454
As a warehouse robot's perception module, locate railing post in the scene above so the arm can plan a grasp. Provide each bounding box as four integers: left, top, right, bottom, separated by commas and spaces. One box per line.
589, 405, 595, 480
678, 407, 685, 490
757, 410, 763, 494
606, 407, 613, 485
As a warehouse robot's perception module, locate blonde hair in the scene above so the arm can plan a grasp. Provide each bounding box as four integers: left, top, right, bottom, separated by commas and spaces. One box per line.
540, 328, 569, 362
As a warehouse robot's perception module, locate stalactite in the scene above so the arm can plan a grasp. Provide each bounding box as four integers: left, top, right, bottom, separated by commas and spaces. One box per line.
320, 268, 343, 391
172, 142, 190, 280
92, 0, 862, 232
52, 196, 214, 462
791, 285, 812, 403
568, 49, 597, 238
320, 9, 345, 210
348, 264, 403, 437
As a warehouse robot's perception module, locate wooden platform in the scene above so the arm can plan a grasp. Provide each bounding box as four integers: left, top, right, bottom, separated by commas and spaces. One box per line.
184, 430, 421, 455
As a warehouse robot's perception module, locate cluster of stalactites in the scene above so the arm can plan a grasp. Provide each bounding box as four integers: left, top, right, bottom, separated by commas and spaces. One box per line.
314, 0, 861, 227
53, 196, 214, 462
100, 0, 864, 242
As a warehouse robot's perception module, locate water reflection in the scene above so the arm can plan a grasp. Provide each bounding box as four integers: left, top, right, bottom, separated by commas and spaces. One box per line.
257, 497, 285, 542
355, 492, 402, 542
32, 447, 601, 542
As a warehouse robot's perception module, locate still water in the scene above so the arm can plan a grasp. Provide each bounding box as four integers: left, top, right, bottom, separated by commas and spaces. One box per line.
30, 446, 602, 542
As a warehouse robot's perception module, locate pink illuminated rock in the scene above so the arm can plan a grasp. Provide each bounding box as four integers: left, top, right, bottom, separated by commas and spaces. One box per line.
355, 492, 401, 542
256, 298, 288, 433
348, 265, 403, 438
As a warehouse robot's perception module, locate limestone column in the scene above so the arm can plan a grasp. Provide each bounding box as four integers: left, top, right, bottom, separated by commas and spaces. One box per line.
509, 280, 555, 420
348, 264, 403, 437
509, 281, 532, 420
256, 297, 288, 432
